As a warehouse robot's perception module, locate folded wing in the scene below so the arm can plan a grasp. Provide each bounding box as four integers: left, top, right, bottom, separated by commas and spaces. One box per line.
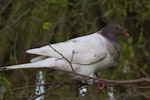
26, 34, 107, 65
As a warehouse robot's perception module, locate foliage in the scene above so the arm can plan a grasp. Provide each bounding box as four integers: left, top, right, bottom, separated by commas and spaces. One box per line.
0, 0, 150, 99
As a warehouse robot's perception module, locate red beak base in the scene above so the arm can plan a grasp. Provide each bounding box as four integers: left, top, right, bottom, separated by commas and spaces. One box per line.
124, 32, 129, 37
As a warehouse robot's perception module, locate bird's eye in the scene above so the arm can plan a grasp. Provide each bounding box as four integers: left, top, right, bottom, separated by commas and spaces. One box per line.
114, 27, 118, 30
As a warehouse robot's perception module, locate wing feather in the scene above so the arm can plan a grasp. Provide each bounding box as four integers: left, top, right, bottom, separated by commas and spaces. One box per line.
26, 33, 107, 64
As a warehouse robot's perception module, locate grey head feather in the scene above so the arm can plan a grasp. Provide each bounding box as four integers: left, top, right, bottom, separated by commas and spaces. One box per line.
97, 24, 126, 62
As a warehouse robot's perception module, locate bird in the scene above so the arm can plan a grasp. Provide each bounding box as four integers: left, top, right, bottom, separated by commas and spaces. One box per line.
0, 24, 129, 84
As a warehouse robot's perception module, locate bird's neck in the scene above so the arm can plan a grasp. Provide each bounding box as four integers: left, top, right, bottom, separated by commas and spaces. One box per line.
97, 30, 119, 43
97, 30, 120, 62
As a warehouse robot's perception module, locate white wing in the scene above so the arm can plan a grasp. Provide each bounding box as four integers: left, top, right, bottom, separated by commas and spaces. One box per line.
26, 33, 107, 65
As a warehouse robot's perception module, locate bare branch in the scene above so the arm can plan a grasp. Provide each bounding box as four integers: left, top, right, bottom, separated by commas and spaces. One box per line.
131, 63, 149, 78
0, 82, 59, 94
132, 85, 150, 89
48, 45, 75, 73
0, 2, 31, 33
54, 69, 150, 84
1, 39, 150, 99
28, 76, 72, 100
45, 47, 150, 84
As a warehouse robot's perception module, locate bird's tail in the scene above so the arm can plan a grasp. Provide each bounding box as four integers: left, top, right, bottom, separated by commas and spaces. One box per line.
0, 58, 53, 71
0, 58, 73, 71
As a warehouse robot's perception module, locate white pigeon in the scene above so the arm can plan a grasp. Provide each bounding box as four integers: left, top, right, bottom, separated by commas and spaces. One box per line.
0, 24, 129, 84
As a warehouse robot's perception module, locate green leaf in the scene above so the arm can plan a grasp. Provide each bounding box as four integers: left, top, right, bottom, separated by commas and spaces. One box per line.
42, 22, 52, 30
102, 10, 112, 17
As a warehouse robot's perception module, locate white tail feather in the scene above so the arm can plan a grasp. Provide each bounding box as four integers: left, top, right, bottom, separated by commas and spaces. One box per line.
26, 46, 52, 56
0, 58, 77, 71
26, 49, 43, 55
30, 56, 48, 63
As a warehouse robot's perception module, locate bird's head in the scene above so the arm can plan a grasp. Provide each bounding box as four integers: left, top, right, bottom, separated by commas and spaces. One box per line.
101, 24, 129, 38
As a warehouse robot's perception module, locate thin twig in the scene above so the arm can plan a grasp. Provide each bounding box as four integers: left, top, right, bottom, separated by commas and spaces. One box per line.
48, 45, 75, 73
56, 69, 150, 84
132, 85, 150, 89
28, 75, 72, 100
70, 50, 75, 63
131, 63, 149, 78
0, 82, 59, 94
0, 2, 31, 33
27, 70, 150, 99
2, 39, 150, 99
137, 92, 150, 99
45, 47, 150, 84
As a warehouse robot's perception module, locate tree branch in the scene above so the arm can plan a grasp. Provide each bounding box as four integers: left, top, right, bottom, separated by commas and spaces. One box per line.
28, 76, 71, 100
48, 45, 75, 73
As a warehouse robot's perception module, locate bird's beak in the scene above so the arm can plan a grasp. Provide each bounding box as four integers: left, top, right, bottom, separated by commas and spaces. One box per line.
124, 32, 129, 37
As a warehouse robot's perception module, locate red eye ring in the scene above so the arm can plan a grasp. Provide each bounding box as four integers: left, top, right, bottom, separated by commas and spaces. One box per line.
114, 27, 118, 30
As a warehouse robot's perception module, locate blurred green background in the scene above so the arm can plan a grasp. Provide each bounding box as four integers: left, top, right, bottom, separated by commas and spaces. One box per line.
0, 0, 150, 99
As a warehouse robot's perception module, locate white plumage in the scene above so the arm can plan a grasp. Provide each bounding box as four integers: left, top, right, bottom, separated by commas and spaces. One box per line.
2, 34, 112, 76
1, 24, 128, 84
